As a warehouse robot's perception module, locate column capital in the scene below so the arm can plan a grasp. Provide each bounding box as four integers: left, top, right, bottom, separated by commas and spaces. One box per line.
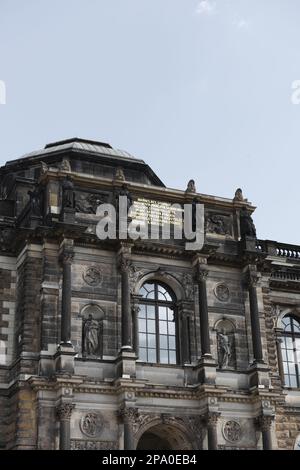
203, 411, 220, 427
118, 241, 133, 256
118, 255, 132, 273
243, 265, 260, 288
61, 251, 74, 264
192, 254, 208, 267
118, 405, 139, 424
176, 300, 194, 316
56, 402, 75, 420
256, 415, 274, 432
194, 264, 208, 283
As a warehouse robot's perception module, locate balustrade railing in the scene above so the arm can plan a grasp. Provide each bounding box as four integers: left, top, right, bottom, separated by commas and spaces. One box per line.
256, 240, 300, 259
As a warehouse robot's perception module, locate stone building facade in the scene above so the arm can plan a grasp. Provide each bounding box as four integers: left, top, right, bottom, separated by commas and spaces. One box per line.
0, 137, 299, 450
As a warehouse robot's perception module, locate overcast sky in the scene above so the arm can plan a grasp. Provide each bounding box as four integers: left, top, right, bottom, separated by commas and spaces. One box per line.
0, 0, 300, 244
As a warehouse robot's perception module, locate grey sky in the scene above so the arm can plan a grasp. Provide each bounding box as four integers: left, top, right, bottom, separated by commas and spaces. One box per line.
0, 0, 300, 244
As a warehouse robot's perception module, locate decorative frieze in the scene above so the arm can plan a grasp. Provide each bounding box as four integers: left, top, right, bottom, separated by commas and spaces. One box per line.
71, 439, 118, 450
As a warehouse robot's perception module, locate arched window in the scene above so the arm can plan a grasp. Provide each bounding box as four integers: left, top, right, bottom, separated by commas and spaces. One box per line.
281, 315, 300, 388
138, 281, 177, 364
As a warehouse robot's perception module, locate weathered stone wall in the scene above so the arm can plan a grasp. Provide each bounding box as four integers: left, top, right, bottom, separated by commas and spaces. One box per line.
15, 245, 43, 362
275, 408, 300, 450
0, 256, 17, 366
207, 267, 250, 370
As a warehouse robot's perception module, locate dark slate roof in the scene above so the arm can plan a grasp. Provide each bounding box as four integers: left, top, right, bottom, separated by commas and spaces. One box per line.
0, 137, 165, 187
6, 137, 140, 166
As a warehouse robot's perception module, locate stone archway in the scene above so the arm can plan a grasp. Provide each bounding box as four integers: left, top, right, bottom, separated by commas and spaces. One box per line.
136, 422, 194, 450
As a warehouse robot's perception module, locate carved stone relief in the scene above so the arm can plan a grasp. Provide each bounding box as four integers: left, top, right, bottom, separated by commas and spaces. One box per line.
80, 412, 104, 438
214, 283, 230, 302
206, 214, 232, 236
75, 192, 108, 214
223, 421, 242, 443
216, 319, 236, 369
71, 439, 118, 450
182, 273, 194, 300
83, 266, 102, 286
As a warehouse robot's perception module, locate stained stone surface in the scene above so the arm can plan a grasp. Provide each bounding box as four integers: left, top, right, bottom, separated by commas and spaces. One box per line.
0, 138, 299, 450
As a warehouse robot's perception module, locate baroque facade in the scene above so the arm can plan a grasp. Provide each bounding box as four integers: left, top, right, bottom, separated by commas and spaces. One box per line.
0, 137, 299, 450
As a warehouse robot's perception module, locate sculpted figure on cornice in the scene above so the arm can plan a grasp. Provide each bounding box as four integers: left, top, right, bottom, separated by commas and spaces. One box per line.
240, 207, 256, 239
186, 179, 196, 193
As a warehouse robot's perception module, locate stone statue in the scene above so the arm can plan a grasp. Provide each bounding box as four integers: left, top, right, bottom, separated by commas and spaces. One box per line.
117, 184, 133, 214
191, 197, 198, 232
28, 188, 41, 217
240, 207, 256, 238
62, 176, 75, 209
40, 161, 48, 175
218, 332, 231, 368
83, 314, 101, 357
233, 188, 244, 201
59, 158, 71, 172
186, 179, 196, 193
114, 167, 125, 181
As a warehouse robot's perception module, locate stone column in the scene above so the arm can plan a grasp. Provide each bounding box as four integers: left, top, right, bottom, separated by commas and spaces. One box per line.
181, 312, 190, 364
120, 407, 137, 450
131, 297, 140, 356
119, 257, 133, 350
205, 412, 220, 450
178, 301, 193, 364
60, 250, 74, 345
57, 403, 74, 450
247, 268, 263, 363
275, 334, 285, 385
258, 415, 274, 450
196, 266, 211, 356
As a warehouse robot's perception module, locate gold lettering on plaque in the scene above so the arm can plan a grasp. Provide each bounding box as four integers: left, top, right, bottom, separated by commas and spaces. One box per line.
132, 198, 183, 227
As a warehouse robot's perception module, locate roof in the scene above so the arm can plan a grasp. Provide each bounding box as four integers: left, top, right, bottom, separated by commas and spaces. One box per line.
0, 137, 166, 187
5, 137, 141, 166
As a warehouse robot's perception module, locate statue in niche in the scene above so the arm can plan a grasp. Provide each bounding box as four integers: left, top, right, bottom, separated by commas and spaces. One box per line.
28, 187, 42, 217
217, 331, 235, 369
62, 176, 75, 209
83, 314, 102, 357
240, 207, 256, 238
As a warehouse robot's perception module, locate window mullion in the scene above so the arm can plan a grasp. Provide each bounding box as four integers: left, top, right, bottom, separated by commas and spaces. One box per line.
155, 302, 160, 363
